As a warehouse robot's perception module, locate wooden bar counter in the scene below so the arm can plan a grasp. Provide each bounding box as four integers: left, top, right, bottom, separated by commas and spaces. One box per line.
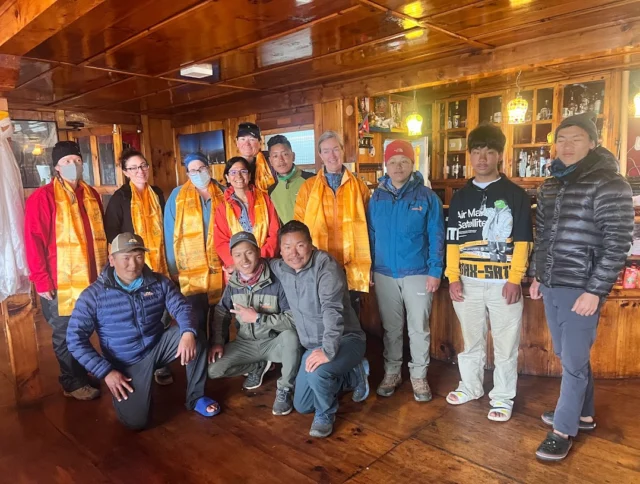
361, 284, 640, 379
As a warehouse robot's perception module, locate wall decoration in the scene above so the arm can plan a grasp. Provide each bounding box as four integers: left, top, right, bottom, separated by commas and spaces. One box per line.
178, 129, 226, 164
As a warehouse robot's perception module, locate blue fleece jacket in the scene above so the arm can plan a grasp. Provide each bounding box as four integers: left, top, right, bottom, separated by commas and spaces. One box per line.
67, 266, 197, 379
367, 172, 445, 279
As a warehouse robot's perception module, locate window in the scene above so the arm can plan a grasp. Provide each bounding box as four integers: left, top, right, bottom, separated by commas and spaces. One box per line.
10, 120, 58, 188
264, 129, 315, 170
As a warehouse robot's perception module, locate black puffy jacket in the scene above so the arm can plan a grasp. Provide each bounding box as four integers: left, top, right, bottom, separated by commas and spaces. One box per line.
534, 147, 634, 296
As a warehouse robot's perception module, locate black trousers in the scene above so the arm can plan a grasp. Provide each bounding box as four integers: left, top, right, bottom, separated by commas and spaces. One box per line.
112, 325, 208, 430
40, 296, 89, 392
186, 293, 215, 338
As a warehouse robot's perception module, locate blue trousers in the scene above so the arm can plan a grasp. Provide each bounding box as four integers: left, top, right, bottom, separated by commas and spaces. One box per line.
293, 333, 365, 417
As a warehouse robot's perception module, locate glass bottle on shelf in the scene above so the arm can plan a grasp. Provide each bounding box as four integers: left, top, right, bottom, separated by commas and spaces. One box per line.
539, 146, 547, 177
593, 89, 603, 114
568, 91, 578, 117
447, 111, 452, 129
452, 156, 460, 178
538, 100, 551, 120
579, 87, 589, 114
453, 101, 461, 128
518, 150, 526, 177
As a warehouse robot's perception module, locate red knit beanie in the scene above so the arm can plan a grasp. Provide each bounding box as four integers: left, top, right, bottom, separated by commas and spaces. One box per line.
384, 140, 415, 164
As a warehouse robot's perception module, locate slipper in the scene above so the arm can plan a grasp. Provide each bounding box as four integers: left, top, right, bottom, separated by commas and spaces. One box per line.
541, 411, 596, 431
446, 391, 473, 406
194, 396, 221, 417
488, 400, 513, 422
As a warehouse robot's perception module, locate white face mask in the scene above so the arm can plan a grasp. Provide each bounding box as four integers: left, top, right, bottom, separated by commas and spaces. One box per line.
189, 170, 211, 189
58, 162, 83, 182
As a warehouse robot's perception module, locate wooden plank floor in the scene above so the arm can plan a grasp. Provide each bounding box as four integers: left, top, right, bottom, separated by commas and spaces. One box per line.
1, 317, 640, 484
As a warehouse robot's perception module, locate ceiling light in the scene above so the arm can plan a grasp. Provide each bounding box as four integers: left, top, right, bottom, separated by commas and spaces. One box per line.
180, 63, 214, 79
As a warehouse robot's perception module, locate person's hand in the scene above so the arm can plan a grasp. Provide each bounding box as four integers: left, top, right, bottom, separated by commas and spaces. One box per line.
502, 282, 522, 305
223, 265, 235, 275
38, 291, 54, 301
208, 344, 224, 364
230, 304, 258, 323
105, 370, 134, 402
426, 276, 441, 293
529, 279, 542, 300
572, 292, 600, 317
305, 348, 329, 372
176, 332, 197, 365
449, 281, 464, 302
369, 271, 375, 287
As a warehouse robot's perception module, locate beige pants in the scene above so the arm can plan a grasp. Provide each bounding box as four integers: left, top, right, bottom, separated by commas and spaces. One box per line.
452, 276, 523, 404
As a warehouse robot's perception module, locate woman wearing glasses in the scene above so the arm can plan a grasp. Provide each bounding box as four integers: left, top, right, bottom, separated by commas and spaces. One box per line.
105, 148, 174, 385
214, 157, 280, 272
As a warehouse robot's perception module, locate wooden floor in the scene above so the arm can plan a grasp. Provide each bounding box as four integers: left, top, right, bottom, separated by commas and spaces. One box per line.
2, 318, 640, 484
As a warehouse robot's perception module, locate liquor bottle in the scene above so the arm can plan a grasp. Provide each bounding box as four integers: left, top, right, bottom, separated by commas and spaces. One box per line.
447, 112, 452, 129
568, 91, 577, 117
539, 146, 547, 177
525, 155, 533, 177
593, 89, 603, 114
579, 87, 589, 114
452, 156, 460, 178
462, 165, 467, 178
453, 101, 460, 128
539, 99, 551, 120
518, 150, 527, 177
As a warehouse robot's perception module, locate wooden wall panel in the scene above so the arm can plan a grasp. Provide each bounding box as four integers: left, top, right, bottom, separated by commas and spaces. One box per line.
313, 100, 344, 169
147, 117, 176, 198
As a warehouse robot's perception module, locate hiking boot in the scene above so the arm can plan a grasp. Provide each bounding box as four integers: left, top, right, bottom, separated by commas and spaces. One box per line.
541, 411, 596, 431
535, 431, 573, 461
351, 358, 370, 402
272, 387, 293, 416
410, 377, 432, 402
64, 385, 101, 401
243, 361, 272, 390
309, 413, 335, 438
377, 373, 402, 397
154, 366, 174, 386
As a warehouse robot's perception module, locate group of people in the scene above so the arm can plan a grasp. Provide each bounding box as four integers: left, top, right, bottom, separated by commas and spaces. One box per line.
22, 113, 633, 459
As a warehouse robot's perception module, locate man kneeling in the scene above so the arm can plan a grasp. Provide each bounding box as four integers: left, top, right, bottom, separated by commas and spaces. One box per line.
270, 221, 370, 438
67, 233, 219, 430
207, 232, 301, 416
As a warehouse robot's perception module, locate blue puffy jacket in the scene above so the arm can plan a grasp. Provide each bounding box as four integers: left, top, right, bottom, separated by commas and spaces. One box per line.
67, 266, 197, 379
367, 172, 445, 279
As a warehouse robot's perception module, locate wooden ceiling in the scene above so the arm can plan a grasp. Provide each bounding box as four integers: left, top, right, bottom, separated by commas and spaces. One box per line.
2, 0, 640, 122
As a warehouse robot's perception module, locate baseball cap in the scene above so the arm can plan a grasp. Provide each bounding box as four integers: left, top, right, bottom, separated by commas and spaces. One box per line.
237, 122, 261, 140
110, 233, 150, 255
384, 140, 415, 164
229, 231, 259, 250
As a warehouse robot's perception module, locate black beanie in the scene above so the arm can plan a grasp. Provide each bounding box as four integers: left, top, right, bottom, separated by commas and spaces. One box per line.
555, 112, 598, 143
52, 141, 82, 166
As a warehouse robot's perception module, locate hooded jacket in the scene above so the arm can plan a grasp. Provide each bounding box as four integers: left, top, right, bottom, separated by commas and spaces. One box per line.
534, 147, 634, 296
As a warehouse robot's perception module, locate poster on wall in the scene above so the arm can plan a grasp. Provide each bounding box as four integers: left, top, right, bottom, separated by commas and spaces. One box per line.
178, 130, 226, 165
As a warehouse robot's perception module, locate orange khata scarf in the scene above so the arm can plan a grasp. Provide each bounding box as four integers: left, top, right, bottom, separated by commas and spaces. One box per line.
225, 188, 269, 247
129, 180, 168, 276
254, 152, 275, 192
173, 180, 225, 304
303, 169, 371, 292
54, 177, 107, 316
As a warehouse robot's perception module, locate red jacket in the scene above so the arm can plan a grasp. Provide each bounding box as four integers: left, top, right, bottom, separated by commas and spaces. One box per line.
24, 182, 104, 293
214, 186, 280, 268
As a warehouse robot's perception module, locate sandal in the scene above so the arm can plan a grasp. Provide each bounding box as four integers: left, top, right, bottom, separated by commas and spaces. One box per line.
541, 411, 596, 431
488, 400, 513, 422
446, 391, 473, 406
194, 396, 221, 417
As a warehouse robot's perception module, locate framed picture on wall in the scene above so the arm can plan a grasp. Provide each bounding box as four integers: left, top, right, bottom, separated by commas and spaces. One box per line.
178, 129, 226, 165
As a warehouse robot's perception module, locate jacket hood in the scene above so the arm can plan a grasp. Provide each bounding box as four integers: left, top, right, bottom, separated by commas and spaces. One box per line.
377, 171, 425, 195
582, 146, 620, 175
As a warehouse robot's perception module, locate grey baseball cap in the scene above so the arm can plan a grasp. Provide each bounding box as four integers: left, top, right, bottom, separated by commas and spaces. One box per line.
229, 231, 259, 250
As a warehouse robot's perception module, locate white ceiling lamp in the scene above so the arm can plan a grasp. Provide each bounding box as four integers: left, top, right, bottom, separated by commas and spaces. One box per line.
180, 63, 214, 79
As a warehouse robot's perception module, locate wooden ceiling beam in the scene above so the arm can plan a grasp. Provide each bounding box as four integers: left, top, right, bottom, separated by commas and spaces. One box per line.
0, 54, 21, 92
357, 0, 493, 49
47, 76, 133, 107
0, 0, 107, 56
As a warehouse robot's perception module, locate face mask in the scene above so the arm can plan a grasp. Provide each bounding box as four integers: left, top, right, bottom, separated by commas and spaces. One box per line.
189, 170, 211, 189
58, 162, 82, 182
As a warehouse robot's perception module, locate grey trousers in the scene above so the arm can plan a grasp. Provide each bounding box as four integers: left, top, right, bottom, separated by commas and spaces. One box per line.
374, 273, 433, 379
112, 325, 208, 430
207, 330, 301, 389
541, 284, 600, 437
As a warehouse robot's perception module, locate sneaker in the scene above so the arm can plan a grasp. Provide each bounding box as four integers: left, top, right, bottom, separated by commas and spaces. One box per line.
410, 377, 432, 402
351, 358, 370, 402
154, 366, 174, 386
535, 431, 573, 461
541, 411, 596, 431
272, 387, 293, 416
309, 413, 335, 438
243, 361, 272, 390
377, 373, 402, 397
64, 385, 101, 401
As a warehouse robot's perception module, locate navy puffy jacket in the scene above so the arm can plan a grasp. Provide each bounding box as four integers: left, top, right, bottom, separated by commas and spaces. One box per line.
67, 266, 197, 379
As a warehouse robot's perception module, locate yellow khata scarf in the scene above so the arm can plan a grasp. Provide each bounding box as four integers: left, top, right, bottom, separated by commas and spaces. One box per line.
129, 180, 168, 276
303, 169, 371, 292
225, 188, 270, 247
54, 177, 107, 316
254, 152, 275, 192
173, 180, 224, 304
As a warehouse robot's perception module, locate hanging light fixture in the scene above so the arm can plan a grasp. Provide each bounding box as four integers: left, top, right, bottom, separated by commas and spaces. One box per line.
406, 90, 423, 136
507, 71, 528, 124
32, 145, 43, 156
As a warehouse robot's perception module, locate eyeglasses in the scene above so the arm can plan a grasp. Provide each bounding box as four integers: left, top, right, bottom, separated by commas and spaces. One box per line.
124, 163, 150, 173
187, 166, 209, 176
228, 169, 249, 177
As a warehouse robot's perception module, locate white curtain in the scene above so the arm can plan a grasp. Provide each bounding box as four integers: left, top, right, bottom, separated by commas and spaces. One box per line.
0, 114, 30, 302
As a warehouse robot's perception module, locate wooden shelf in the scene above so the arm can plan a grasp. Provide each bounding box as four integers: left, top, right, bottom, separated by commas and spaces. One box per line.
446, 128, 467, 134
447, 150, 466, 155
513, 143, 551, 148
